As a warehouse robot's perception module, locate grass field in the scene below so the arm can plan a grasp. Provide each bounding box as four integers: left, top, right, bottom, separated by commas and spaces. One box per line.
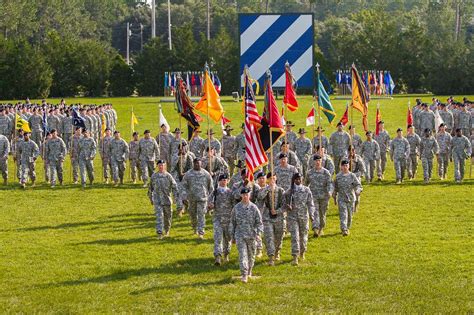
1, 95, 473, 313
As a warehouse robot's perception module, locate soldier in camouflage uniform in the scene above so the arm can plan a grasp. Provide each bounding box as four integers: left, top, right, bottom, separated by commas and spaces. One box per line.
156, 124, 173, 164
406, 125, 421, 179
0, 108, 12, 138
208, 174, 235, 265
438, 103, 454, 133
108, 131, 129, 186
202, 146, 229, 182
348, 145, 365, 212
258, 172, 285, 266
61, 110, 73, 150
349, 125, 363, 154
189, 128, 205, 158
129, 132, 141, 184
171, 143, 194, 216
374, 121, 391, 180
148, 160, 178, 239
294, 128, 312, 176
312, 127, 329, 152
274, 141, 302, 173
205, 129, 222, 157
274, 153, 298, 191
234, 124, 246, 162
78, 129, 96, 188
0, 134, 10, 185
139, 130, 160, 187
457, 104, 472, 137
309, 145, 335, 176
436, 123, 452, 179
42, 132, 52, 183
305, 154, 333, 237
420, 128, 439, 183
251, 171, 267, 258
329, 122, 351, 174
168, 128, 187, 164
70, 128, 82, 184
221, 125, 237, 176
47, 109, 61, 136
229, 187, 263, 283
284, 121, 298, 150
100, 128, 113, 184
390, 128, 410, 184
451, 128, 472, 183
18, 132, 40, 188
28, 109, 43, 147
333, 160, 363, 236
182, 158, 213, 238
284, 173, 314, 266
45, 129, 67, 188
360, 131, 380, 184
13, 130, 24, 181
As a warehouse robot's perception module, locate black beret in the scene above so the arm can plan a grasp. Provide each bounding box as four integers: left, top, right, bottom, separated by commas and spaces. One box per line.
279, 153, 288, 159
240, 187, 251, 194
156, 159, 165, 164
341, 160, 350, 165
313, 154, 322, 160
218, 174, 229, 181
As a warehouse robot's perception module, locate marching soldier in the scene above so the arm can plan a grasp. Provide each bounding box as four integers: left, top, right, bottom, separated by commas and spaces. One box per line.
182, 158, 213, 239
148, 160, 178, 239
28, 108, 43, 146
312, 126, 329, 151
61, 110, 74, 150
205, 129, 222, 157
157, 124, 173, 164
438, 103, 454, 133
329, 122, 351, 174
252, 171, 267, 258
208, 174, 234, 265
234, 123, 246, 162
172, 143, 194, 216
78, 129, 97, 188
45, 129, 67, 188
70, 128, 82, 184
221, 125, 237, 176
138, 130, 160, 187
18, 132, 40, 188
360, 131, 380, 184
390, 128, 410, 184
0, 108, 12, 138
374, 121, 391, 180
0, 134, 10, 185
294, 128, 312, 176
284, 121, 297, 150
420, 128, 439, 183
109, 131, 129, 186
348, 145, 365, 212
168, 128, 187, 165
417, 103, 436, 136
305, 154, 333, 238
229, 187, 263, 283
406, 124, 421, 179
129, 132, 141, 184
451, 128, 471, 183
436, 123, 452, 179
202, 146, 229, 182
100, 128, 113, 184
284, 173, 314, 266
349, 125, 363, 154
258, 172, 285, 266
333, 160, 363, 236
457, 104, 472, 137
189, 128, 205, 158
274, 141, 302, 174
274, 153, 298, 191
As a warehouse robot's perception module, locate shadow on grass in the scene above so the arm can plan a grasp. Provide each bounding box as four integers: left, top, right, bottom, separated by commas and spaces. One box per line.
47, 257, 234, 288
129, 278, 233, 294
72, 234, 214, 246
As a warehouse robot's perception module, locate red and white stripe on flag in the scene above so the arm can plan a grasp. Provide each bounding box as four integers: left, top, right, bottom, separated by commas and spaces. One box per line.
245, 76, 261, 125
245, 118, 268, 181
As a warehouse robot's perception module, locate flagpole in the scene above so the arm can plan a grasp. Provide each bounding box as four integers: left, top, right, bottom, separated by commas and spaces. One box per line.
70, 132, 73, 184
349, 101, 353, 170
316, 63, 322, 156
205, 64, 212, 174
13, 108, 17, 183
267, 70, 275, 214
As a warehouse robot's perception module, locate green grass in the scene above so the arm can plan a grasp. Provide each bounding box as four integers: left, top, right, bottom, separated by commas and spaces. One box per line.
1, 95, 473, 313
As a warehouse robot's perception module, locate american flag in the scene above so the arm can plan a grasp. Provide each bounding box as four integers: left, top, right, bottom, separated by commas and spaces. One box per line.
244, 68, 267, 180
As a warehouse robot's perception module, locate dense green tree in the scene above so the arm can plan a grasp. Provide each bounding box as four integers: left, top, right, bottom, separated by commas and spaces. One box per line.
109, 55, 136, 96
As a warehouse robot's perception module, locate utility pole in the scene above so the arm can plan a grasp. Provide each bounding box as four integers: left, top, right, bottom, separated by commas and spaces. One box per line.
140, 23, 143, 51
168, 0, 172, 50
151, 0, 156, 38
126, 22, 131, 65
207, 0, 211, 40
454, 0, 461, 41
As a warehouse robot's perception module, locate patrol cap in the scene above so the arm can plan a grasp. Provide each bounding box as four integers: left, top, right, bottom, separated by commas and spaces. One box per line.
340, 160, 350, 165
156, 159, 165, 164
255, 171, 266, 179
396, 128, 403, 132
278, 153, 288, 159
313, 154, 322, 160
240, 187, 251, 194
144, 129, 151, 134
218, 174, 229, 181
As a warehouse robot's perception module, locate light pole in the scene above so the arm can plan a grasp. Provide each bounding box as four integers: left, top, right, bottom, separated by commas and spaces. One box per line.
151, 0, 156, 38
168, 0, 172, 50
126, 22, 131, 65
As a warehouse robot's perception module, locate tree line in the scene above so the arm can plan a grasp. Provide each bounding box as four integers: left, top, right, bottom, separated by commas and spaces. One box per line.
0, 0, 473, 99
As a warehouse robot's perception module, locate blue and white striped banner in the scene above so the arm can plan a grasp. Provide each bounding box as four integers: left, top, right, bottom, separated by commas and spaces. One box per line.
239, 14, 314, 89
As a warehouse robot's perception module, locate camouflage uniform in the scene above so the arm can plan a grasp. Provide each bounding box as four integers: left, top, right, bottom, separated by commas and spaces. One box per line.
284, 131, 298, 150
329, 131, 351, 173
0, 135, 10, 181
202, 155, 229, 182
360, 139, 380, 183
274, 164, 298, 191
182, 168, 213, 235
169, 138, 188, 168
390, 137, 410, 181
312, 135, 329, 151
351, 133, 363, 155
420, 136, 439, 181
439, 109, 454, 133
0, 115, 12, 137
406, 133, 421, 179
138, 138, 160, 185
274, 150, 302, 173
234, 132, 246, 162
222, 135, 236, 175
457, 110, 472, 137
128, 140, 141, 182
48, 115, 61, 135
209, 186, 235, 258
258, 185, 285, 257
61, 115, 73, 150
436, 132, 452, 178
294, 137, 312, 176
334, 172, 362, 232
108, 138, 129, 183
229, 201, 263, 277
148, 171, 178, 235
170, 152, 194, 211
28, 114, 43, 146
374, 130, 390, 178
18, 139, 40, 184
417, 111, 435, 135
207, 138, 222, 157
70, 135, 81, 182
78, 137, 97, 185
189, 135, 205, 158
99, 135, 113, 181
156, 132, 173, 164
305, 167, 333, 231
45, 137, 67, 186
284, 184, 314, 256
451, 134, 471, 181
